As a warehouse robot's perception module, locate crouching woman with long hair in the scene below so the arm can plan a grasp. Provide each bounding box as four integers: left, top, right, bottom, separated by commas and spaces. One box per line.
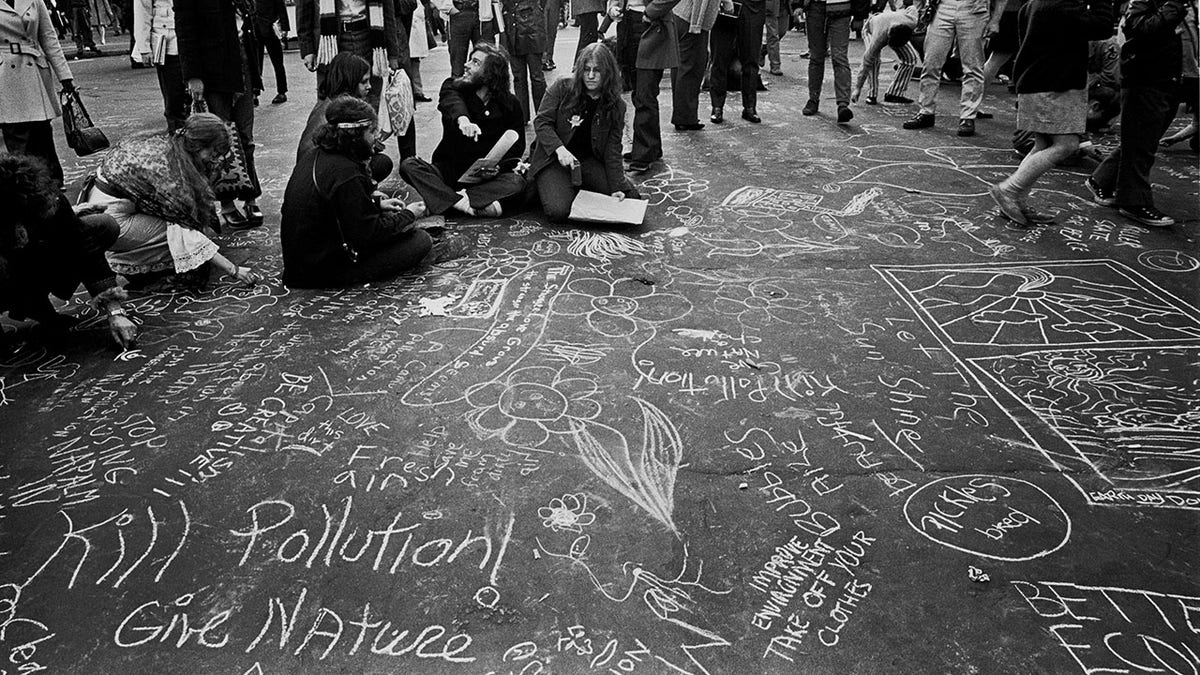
526, 43, 639, 223
281, 97, 431, 288
83, 113, 260, 286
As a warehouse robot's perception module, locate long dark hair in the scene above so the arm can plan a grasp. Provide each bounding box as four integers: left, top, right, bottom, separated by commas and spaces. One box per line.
312, 96, 378, 161
565, 42, 623, 120
319, 53, 372, 100
456, 42, 512, 94
0, 153, 59, 252
169, 113, 229, 229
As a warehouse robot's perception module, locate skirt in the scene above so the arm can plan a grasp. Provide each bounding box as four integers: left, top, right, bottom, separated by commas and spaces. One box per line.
88, 181, 218, 275
1016, 89, 1087, 135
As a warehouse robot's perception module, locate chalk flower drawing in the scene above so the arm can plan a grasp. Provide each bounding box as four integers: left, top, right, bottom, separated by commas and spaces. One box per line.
552, 278, 692, 338
714, 280, 814, 329
465, 366, 601, 447
538, 494, 596, 533
567, 397, 683, 532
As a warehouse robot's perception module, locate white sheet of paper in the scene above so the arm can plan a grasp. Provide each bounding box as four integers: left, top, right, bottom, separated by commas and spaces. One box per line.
568, 190, 648, 225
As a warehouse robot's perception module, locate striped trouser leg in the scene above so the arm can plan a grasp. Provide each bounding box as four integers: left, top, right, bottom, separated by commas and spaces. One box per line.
886, 42, 920, 98
866, 59, 880, 99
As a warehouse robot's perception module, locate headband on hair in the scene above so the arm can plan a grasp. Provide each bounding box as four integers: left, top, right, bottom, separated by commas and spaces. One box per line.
335, 119, 374, 129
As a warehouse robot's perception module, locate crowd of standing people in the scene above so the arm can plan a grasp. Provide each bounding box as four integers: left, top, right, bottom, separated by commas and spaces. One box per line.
0, 0, 1196, 352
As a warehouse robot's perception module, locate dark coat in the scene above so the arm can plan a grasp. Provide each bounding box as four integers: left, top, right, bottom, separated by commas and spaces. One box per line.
174, 0, 249, 92
499, 0, 545, 55
1120, 0, 1184, 86
1013, 0, 1114, 94
432, 77, 526, 185
637, 0, 683, 69
254, 0, 288, 30
527, 78, 634, 194
281, 149, 418, 288
0, 196, 118, 320
296, 0, 402, 61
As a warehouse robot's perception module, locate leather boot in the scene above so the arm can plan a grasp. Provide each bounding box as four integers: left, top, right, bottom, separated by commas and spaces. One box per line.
710, 106, 724, 123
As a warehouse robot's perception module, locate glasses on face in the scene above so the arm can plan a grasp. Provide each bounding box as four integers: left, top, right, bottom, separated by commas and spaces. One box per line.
580, 66, 602, 76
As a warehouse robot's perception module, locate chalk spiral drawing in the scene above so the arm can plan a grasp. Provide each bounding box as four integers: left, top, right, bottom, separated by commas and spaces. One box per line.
1137, 249, 1200, 274
567, 397, 683, 533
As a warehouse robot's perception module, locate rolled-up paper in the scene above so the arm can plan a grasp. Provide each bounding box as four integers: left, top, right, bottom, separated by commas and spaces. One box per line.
458, 129, 520, 184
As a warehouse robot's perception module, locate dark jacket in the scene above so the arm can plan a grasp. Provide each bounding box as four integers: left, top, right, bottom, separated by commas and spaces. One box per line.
528, 78, 635, 194
174, 0, 251, 92
1120, 0, 1184, 86
637, 0, 683, 69
254, 0, 289, 30
1013, 0, 1115, 94
432, 77, 526, 185
0, 196, 118, 320
296, 0, 402, 61
499, 0, 545, 55
281, 149, 418, 288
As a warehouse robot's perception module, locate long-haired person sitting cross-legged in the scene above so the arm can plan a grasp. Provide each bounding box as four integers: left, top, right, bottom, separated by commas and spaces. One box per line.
82, 113, 260, 289
399, 43, 528, 218
527, 43, 641, 223
281, 97, 432, 289
0, 153, 138, 351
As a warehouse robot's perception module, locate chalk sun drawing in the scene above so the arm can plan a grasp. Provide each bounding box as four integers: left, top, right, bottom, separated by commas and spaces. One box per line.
974, 347, 1200, 501
464, 366, 601, 448
566, 397, 683, 533
551, 277, 692, 338
538, 493, 597, 533
876, 260, 1200, 347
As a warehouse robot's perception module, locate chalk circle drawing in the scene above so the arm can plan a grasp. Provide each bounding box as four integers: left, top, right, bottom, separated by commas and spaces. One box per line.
1137, 249, 1200, 274
903, 474, 1072, 562
474, 585, 500, 608
465, 366, 601, 448
876, 260, 1200, 347
551, 277, 693, 338
566, 231, 648, 261
539, 493, 597, 533
566, 397, 683, 533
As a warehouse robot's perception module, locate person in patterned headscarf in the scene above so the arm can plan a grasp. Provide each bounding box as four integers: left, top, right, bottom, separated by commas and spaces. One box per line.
79, 114, 260, 286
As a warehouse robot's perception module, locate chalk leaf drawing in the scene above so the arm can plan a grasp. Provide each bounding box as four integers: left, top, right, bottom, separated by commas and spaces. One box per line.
538, 493, 597, 533
464, 366, 601, 448
714, 280, 815, 329
568, 398, 683, 533
552, 278, 692, 338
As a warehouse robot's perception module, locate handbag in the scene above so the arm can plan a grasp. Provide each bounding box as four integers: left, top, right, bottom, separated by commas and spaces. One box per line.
60, 89, 110, 157
190, 96, 255, 200
379, 70, 415, 138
